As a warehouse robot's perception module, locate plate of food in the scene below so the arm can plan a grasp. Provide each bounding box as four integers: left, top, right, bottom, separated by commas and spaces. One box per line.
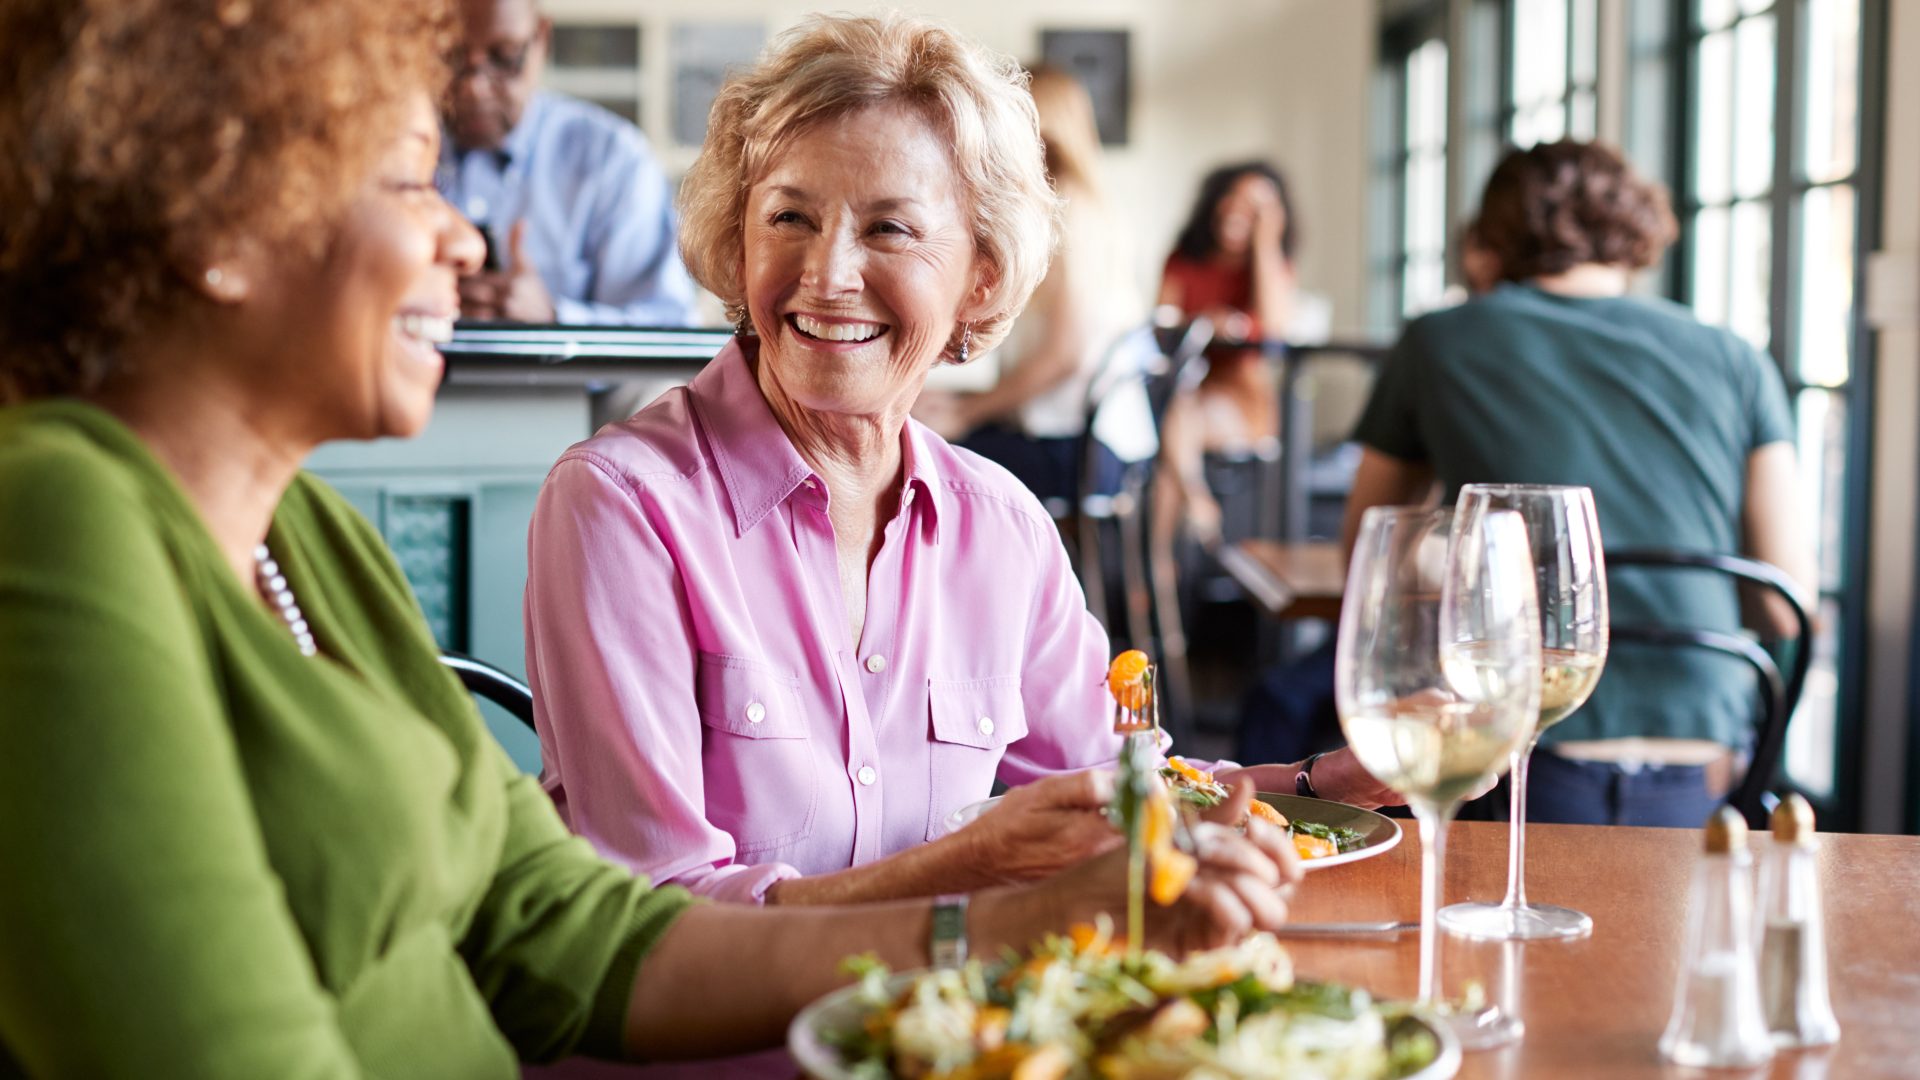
946, 758, 1401, 872
789, 926, 1459, 1079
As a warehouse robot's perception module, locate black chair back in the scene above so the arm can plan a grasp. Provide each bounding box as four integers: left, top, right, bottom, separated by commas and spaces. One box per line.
1603, 550, 1813, 828
440, 652, 537, 733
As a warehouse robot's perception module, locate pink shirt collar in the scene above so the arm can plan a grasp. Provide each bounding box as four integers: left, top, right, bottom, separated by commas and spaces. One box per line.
685, 337, 943, 543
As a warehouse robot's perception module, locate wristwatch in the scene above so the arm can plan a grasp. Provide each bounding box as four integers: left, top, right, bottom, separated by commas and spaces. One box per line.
930, 894, 969, 968
1295, 751, 1329, 799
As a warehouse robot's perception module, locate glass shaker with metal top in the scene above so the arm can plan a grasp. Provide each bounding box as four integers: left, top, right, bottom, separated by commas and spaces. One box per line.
1659, 806, 1775, 1069
1757, 794, 1841, 1048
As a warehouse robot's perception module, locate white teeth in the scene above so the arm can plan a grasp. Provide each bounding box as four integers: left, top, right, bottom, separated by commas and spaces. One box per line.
793, 314, 884, 342
396, 312, 454, 344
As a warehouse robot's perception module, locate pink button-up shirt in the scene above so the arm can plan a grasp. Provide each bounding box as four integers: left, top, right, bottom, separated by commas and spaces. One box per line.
525, 339, 1151, 907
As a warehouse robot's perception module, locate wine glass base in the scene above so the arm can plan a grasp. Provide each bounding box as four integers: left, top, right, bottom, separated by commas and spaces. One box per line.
1438, 901, 1593, 941
1444, 1002, 1526, 1051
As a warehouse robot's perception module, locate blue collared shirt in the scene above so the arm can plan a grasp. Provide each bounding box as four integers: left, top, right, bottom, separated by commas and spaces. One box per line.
438, 91, 697, 326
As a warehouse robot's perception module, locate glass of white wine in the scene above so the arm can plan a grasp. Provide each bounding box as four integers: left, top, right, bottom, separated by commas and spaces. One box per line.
1336, 506, 1540, 1048
1439, 484, 1609, 941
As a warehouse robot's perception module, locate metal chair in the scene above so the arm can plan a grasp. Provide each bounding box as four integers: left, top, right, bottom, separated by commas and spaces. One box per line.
1603, 550, 1813, 828
439, 652, 537, 733
1059, 319, 1213, 734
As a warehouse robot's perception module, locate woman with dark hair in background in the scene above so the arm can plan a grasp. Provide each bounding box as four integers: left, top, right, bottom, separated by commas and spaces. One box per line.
1344, 139, 1816, 826
1155, 161, 1303, 543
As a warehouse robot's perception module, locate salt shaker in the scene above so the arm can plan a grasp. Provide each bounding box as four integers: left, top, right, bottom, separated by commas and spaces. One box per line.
1658, 806, 1775, 1069
1757, 794, 1841, 1047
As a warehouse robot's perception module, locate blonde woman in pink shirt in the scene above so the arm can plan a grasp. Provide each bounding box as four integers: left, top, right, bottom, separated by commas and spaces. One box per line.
525, 15, 1395, 921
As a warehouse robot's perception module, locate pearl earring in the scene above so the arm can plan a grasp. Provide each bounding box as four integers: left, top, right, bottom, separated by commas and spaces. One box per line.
205, 267, 225, 288
956, 323, 973, 363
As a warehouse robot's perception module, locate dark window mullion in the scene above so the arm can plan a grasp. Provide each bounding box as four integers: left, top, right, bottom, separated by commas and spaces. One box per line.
1770, 0, 1804, 377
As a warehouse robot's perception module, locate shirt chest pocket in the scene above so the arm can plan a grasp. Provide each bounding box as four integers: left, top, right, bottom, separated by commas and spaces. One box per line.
925, 676, 1029, 841
695, 653, 816, 855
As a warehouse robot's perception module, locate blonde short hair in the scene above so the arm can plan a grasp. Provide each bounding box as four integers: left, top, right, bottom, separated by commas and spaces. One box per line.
678, 12, 1058, 358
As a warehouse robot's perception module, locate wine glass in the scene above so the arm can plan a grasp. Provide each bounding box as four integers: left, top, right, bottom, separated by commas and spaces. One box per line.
1439, 485, 1609, 941
1335, 506, 1540, 1049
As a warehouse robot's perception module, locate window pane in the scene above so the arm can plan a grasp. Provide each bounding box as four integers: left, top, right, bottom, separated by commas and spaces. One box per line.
1733, 15, 1777, 199
1786, 389, 1844, 800
1571, 0, 1599, 84
1513, 0, 1569, 111
1729, 199, 1773, 349
1794, 388, 1849, 593
1804, 0, 1861, 183
1515, 103, 1567, 147
1691, 205, 1731, 326
1570, 89, 1598, 140
1797, 184, 1856, 387
1695, 29, 1734, 203
1786, 595, 1840, 798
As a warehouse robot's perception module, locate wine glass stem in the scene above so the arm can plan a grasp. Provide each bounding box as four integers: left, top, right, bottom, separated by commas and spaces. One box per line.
1415, 801, 1454, 1006
1501, 737, 1538, 911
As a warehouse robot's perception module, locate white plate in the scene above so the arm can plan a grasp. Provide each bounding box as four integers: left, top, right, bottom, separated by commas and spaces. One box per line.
790, 969, 1460, 1080
945, 791, 1402, 872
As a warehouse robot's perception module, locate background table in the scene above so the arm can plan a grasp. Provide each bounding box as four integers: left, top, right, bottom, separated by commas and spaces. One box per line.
1284, 820, 1920, 1078
1217, 538, 1346, 620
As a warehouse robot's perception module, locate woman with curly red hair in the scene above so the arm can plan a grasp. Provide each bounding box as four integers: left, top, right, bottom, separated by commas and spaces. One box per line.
1342, 140, 1817, 827
0, 3, 1299, 1075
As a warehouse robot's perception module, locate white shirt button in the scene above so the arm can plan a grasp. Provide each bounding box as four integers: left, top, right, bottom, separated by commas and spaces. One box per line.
865, 654, 887, 674
745, 702, 766, 724
857, 765, 877, 786
977, 716, 995, 736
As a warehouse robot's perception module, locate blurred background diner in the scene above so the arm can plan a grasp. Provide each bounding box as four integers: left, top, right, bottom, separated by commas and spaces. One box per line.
17, 1, 1917, 838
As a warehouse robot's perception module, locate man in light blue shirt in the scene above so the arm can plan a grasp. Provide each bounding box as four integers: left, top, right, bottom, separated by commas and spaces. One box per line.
440, 0, 696, 326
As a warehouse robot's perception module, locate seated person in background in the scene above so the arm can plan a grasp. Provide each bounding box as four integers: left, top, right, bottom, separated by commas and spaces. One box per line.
1345, 139, 1816, 827
0, 4, 1297, 1076
1155, 161, 1303, 545
440, 0, 695, 325
912, 65, 1153, 504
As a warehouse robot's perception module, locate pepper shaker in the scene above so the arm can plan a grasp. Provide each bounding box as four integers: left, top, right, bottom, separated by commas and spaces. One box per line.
1758, 794, 1841, 1048
1659, 806, 1775, 1069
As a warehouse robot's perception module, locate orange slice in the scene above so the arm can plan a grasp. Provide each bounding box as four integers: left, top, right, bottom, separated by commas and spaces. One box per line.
1107, 650, 1151, 711
1165, 756, 1215, 787
1248, 799, 1289, 829
1143, 788, 1198, 905
1292, 832, 1337, 860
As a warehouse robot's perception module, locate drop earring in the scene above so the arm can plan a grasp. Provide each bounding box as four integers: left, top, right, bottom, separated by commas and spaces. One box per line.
956, 323, 972, 363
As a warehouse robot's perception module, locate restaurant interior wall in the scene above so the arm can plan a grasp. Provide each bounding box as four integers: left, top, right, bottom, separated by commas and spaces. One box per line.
538, 0, 1383, 339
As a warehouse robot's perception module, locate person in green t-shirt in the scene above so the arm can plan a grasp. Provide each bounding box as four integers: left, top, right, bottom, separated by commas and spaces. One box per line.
1343, 140, 1817, 827
0, 5, 1299, 1076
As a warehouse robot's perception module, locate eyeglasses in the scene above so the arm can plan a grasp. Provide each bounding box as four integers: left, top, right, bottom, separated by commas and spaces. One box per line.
449, 38, 536, 84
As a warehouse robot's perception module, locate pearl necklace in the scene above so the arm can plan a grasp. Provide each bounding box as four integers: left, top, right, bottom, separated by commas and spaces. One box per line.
254, 544, 317, 657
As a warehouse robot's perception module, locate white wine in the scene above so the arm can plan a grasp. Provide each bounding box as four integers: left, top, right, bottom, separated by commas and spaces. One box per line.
1342, 697, 1530, 807
1538, 648, 1605, 731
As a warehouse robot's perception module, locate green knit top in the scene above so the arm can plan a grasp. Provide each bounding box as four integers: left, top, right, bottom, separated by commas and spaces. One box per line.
0, 401, 692, 1078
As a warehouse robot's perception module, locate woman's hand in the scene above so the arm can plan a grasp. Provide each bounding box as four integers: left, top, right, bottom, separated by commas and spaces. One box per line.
1026, 779, 1302, 956
958, 770, 1124, 886
1217, 748, 1407, 811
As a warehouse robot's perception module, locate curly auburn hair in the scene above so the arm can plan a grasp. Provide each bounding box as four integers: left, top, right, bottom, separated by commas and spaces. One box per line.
0, 0, 454, 400
677, 12, 1058, 359
1472, 140, 1677, 282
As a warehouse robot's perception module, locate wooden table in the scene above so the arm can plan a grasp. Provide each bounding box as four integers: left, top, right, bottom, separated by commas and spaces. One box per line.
1285, 820, 1920, 1078
1218, 538, 1347, 620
